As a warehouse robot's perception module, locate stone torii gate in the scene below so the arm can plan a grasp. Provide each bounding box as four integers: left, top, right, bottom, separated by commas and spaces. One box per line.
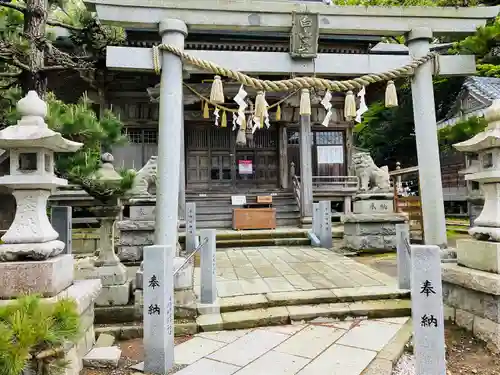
85, 0, 498, 252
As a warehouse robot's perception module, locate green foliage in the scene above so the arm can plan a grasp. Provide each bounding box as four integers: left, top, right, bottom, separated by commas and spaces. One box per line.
0, 295, 80, 375
354, 78, 464, 168
438, 116, 488, 151
2, 87, 135, 201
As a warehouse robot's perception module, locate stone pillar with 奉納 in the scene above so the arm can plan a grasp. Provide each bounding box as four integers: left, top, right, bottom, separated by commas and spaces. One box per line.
0, 91, 101, 375
343, 151, 406, 253
442, 99, 500, 352
318, 201, 333, 249
411, 245, 446, 375
143, 244, 174, 374
185, 202, 198, 253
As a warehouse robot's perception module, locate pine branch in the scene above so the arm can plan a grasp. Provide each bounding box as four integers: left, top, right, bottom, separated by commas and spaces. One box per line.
0, 1, 83, 31
0, 71, 20, 77
46, 19, 83, 32
0, 0, 26, 14
0, 80, 18, 89
41, 65, 65, 71
0, 54, 30, 71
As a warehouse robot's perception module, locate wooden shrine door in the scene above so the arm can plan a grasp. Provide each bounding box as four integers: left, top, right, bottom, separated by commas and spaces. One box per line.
185, 124, 279, 192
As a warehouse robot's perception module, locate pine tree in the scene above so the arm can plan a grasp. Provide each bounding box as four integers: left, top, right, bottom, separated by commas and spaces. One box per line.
0, 0, 133, 200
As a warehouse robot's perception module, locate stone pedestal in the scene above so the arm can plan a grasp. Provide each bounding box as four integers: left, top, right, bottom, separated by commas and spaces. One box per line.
343, 193, 405, 252
353, 199, 394, 214
121, 208, 196, 319
117, 197, 156, 262
117, 219, 155, 262
343, 213, 407, 252
0, 254, 73, 298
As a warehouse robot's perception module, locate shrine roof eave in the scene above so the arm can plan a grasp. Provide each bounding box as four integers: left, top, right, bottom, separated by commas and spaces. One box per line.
84, 0, 499, 36
453, 130, 500, 153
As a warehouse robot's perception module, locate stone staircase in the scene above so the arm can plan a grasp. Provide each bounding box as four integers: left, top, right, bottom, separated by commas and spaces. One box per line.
186, 191, 301, 229
179, 228, 338, 249
196, 287, 411, 332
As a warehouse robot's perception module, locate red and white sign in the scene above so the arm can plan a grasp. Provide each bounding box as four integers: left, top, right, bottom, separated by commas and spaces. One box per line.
238, 160, 253, 175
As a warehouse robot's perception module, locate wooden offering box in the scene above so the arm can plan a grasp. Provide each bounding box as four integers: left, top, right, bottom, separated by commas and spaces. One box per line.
232, 208, 276, 230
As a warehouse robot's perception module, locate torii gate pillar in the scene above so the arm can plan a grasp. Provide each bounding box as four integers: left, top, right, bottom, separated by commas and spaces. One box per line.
155, 18, 187, 247
407, 27, 447, 248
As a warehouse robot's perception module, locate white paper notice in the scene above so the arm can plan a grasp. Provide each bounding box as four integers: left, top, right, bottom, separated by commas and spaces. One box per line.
317, 145, 344, 164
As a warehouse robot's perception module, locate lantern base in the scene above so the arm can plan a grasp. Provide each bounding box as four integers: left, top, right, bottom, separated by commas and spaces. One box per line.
0, 239, 65, 261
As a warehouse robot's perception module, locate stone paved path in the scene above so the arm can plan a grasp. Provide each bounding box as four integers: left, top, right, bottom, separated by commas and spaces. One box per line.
194, 246, 397, 298
172, 317, 410, 375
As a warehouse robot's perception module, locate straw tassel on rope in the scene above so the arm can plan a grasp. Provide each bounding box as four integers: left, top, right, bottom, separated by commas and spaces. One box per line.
210, 75, 225, 104
203, 102, 210, 119
221, 110, 227, 128
299, 89, 311, 115
275, 104, 281, 121
385, 80, 398, 108
344, 90, 356, 120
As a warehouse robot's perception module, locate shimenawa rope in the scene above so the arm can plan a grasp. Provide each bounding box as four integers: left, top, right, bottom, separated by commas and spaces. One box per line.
152, 44, 439, 93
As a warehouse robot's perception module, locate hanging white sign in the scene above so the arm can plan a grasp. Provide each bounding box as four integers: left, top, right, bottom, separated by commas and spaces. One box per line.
317, 145, 344, 164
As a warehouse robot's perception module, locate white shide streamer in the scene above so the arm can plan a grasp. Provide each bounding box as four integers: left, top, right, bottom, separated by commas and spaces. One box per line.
233, 85, 248, 127
355, 86, 368, 123
321, 90, 333, 127
214, 108, 220, 127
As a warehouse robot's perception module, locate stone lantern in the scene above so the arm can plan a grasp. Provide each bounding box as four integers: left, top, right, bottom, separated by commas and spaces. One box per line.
86, 153, 131, 306
0, 91, 102, 373
441, 99, 500, 352
454, 99, 500, 241
0, 91, 82, 261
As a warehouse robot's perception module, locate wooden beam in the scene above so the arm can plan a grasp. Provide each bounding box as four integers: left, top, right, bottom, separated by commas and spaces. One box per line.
106, 47, 476, 77
86, 0, 499, 36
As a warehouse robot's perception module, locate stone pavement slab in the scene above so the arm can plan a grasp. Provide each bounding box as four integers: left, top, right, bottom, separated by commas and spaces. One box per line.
171, 317, 411, 375
194, 246, 398, 301
206, 329, 289, 367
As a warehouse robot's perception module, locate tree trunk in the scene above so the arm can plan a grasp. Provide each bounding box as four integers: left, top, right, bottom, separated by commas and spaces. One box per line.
21, 0, 48, 98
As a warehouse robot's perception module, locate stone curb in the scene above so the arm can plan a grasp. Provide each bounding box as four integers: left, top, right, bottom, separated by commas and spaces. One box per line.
361, 319, 413, 375
198, 299, 411, 332
218, 287, 411, 313
94, 322, 198, 340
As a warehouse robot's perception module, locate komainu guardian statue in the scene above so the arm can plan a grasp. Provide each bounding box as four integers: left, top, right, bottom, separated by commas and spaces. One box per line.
126, 155, 157, 196
352, 152, 391, 192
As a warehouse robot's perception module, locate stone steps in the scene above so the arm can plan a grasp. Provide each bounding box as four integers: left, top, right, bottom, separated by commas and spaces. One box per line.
197, 299, 411, 331
180, 226, 343, 246
178, 228, 343, 241
186, 191, 301, 229
195, 217, 301, 229
212, 286, 410, 313
215, 237, 311, 248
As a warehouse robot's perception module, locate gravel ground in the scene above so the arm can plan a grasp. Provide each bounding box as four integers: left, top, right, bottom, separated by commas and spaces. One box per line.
392, 324, 500, 375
